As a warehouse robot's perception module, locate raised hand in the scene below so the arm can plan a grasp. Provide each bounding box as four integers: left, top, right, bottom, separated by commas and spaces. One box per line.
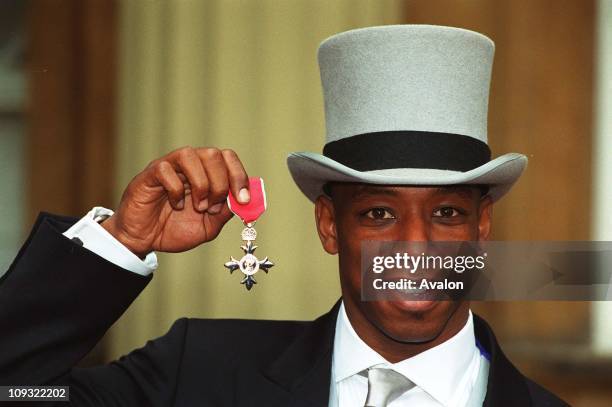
102, 146, 250, 257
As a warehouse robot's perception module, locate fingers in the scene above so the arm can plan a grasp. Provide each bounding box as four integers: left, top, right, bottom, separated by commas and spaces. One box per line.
196, 147, 250, 214
152, 146, 250, 214
154, 160, 186, 209
198, 148, 230, 214
221, 149, 250, 204
174, 147, 208, 211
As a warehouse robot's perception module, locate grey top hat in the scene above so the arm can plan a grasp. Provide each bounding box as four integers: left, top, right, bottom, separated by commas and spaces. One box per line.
287, 25, 527, 202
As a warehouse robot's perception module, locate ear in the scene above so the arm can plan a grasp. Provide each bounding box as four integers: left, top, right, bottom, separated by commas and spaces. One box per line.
478, 195, 493, 241
315, 195, 338, 254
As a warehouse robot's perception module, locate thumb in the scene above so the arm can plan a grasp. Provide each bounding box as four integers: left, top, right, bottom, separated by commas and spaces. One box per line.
205, 202, 235, 239
216, 202, 234, 223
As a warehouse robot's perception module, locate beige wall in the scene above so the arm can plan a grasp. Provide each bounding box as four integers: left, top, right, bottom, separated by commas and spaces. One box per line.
108, 0, 404, 358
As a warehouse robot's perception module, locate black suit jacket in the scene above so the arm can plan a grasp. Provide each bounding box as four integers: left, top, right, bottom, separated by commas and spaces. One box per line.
0, 214, 569, 406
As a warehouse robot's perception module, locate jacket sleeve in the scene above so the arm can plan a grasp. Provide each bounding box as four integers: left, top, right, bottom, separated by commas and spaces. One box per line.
62, 318, 189, 407
0, 213, 187, 406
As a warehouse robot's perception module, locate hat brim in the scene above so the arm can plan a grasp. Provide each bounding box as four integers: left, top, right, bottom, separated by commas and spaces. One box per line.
287, 152, 527, 203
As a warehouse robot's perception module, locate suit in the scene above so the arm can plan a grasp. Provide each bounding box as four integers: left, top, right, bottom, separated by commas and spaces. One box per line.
0, 213, 568, 406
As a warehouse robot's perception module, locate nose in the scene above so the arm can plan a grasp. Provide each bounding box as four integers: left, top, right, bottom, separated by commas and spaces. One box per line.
401, 215, 430, 242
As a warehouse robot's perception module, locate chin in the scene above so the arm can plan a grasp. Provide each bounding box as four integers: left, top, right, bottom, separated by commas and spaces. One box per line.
365, 299, 460, 344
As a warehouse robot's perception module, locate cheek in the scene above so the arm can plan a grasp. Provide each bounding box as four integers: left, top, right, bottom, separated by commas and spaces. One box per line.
338, 239, 361, 276
335, 215, 362, 258
431, 220, 480, 240
336, 231, 365, 292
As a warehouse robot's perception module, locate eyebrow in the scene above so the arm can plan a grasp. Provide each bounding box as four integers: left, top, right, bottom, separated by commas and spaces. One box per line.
351, 185, 400, 200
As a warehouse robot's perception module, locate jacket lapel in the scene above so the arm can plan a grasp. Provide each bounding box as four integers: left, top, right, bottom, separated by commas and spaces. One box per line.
254, 300, 341, 407
235, 304, 531, 406
474, 314, 532, 406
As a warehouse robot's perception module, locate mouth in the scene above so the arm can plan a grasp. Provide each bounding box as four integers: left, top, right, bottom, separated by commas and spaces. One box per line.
389, 297, 440, 313
383, 277, 448, 298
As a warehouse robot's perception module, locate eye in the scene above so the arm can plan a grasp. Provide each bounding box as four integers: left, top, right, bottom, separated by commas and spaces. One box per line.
433, 207, 462, 218
364, 208, 395, 220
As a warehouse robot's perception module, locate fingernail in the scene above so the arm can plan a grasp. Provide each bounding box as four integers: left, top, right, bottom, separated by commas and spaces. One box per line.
238, 188, 250, 203
208, 203, 223, 214
198, 199, 208, 212
177, 199, 185, 209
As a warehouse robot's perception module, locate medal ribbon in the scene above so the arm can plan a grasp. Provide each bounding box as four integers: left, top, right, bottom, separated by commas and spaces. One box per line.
227, 177, 267, 224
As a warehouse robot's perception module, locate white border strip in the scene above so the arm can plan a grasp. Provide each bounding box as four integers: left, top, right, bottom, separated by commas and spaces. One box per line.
592, 0, 612, 355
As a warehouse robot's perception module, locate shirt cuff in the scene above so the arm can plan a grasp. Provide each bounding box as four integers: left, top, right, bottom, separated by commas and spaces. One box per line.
63, 207, 158, 276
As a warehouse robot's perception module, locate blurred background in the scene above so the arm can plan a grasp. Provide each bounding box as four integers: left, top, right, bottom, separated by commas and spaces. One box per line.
0, 0, 610, 405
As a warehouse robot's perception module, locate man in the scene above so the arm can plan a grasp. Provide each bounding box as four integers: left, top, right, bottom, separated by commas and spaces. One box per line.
0, 25, 567, 406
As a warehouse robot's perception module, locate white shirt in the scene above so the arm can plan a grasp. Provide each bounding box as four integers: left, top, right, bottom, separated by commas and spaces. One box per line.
65, 208, 489, 406
330, 303, 488, 407
63, 207, 158, 275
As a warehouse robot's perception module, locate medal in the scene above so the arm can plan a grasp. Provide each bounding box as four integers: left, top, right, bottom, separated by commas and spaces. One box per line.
224, 177, 274, 290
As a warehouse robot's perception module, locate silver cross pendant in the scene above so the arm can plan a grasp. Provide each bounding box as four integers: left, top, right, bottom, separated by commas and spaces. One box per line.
224, 222, 274, 290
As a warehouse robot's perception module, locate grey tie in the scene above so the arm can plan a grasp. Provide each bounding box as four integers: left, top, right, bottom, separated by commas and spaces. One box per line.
364, 367, 415, 407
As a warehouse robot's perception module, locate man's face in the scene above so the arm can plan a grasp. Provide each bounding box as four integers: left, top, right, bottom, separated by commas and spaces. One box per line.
315, 183, 492, 345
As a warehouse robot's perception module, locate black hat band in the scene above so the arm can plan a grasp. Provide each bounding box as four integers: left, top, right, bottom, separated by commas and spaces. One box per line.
322, 131, 491, 172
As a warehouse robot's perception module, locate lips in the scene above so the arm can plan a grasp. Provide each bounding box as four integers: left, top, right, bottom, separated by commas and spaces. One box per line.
381, 278, 446, 312
390, 298, 440, 313
393, 284, 448, 300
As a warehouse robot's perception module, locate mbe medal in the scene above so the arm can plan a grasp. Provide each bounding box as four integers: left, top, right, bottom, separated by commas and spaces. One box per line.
224, 177, 274, 290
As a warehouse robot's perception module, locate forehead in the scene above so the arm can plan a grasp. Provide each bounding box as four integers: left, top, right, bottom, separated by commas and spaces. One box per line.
329, 183, 480, 200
